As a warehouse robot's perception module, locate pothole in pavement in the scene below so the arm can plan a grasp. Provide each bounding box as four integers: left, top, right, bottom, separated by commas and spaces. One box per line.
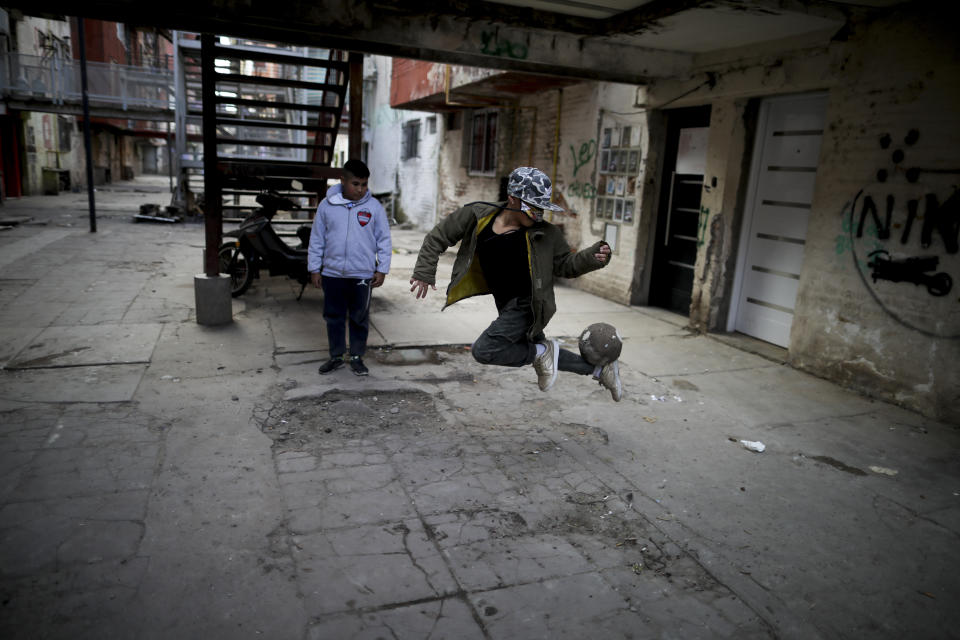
261, 389, 440, 450
371, 345, 469, 366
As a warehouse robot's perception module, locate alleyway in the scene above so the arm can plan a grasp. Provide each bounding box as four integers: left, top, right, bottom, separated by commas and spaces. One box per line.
0, 178, 958, 639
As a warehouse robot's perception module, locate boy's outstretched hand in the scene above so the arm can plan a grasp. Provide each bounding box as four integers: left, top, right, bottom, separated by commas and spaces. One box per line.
410, 278, 436, 299
595, 243, 611, 263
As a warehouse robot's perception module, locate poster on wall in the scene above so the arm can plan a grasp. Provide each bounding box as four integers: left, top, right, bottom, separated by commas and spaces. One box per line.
677, 126, 709, 175
595, 118, 645, 226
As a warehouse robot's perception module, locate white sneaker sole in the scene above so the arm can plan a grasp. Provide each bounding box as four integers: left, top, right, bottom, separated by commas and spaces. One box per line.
608, 361, 622, 401
539, 339, 560, 391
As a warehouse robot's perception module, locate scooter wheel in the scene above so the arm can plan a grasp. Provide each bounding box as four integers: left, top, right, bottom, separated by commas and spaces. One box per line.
218, 244, 254, 297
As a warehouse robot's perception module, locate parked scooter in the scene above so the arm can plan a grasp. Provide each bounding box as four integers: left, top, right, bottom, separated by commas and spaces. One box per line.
218, 190, 313, 299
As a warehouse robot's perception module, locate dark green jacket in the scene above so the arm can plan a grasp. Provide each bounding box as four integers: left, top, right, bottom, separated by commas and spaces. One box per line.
412, 201, 610, 340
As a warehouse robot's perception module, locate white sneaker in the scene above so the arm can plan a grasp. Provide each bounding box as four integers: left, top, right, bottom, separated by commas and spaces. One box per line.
533, 339, 559, 391
597, 361, 623, 401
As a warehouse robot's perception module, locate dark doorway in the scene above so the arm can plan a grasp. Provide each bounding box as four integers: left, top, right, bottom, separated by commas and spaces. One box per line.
649, 106, 711, 314
0, 115, 23, 199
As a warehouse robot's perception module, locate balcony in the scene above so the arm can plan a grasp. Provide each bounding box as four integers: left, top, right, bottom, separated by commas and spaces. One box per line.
0, 52, 174, 120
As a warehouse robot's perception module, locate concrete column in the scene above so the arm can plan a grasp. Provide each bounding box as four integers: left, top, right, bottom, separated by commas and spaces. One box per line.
194, 274, 232, 325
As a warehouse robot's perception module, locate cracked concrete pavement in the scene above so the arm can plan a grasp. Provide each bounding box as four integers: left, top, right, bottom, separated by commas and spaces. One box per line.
1, 176, 958, 639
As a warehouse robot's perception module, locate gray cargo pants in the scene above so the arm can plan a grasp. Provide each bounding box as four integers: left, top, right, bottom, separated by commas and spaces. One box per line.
470, 297, 594, 375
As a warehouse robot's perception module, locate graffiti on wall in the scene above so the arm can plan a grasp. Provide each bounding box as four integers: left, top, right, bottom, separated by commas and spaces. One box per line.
697, 206, 710, 247
569, 140, 597, 177
837, 129, 960, 337
568, 181, 597, 199
479, 31, 529, 59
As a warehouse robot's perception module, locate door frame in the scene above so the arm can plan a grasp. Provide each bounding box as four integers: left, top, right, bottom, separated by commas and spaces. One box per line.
648, 105, 712, 312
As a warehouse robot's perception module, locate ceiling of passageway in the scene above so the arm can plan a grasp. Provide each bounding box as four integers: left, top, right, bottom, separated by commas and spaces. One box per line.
10, 0, 908, 83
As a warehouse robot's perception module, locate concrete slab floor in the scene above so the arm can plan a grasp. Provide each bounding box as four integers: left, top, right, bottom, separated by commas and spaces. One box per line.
0, 178, 958, 639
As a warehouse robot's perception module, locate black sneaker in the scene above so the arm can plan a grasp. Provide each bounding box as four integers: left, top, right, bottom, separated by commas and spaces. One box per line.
318, 356, 344, 374
349, 356, 369, 376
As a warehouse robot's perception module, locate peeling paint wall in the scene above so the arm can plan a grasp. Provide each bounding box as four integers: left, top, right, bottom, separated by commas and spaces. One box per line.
789, 7, 960, 423
14, 17, 82, 195
365, 57, 401, 194
397, 111, 441, 228
367, 56, 442, 229
643, 4, 959, 422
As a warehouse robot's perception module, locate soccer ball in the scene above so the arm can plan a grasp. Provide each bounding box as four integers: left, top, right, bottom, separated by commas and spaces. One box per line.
578, 323, 622, 366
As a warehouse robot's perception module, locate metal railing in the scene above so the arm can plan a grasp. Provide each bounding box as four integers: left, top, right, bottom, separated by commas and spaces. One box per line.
0, 52, 174, 112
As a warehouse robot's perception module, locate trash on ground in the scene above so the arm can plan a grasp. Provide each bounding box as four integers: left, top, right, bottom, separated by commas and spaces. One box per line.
643, 416, 656, 422
739, 439, 766, 453
134, 203, 183, 223
869, 465, 898, 476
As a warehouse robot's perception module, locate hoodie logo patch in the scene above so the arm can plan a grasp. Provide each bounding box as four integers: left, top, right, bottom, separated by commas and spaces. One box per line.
357, 210, 372, 227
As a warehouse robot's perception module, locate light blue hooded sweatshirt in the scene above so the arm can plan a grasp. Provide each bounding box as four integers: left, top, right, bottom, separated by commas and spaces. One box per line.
307, 183, 392, 278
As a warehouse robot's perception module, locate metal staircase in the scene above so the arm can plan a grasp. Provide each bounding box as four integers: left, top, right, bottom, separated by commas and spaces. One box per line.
174, 34, 352, 222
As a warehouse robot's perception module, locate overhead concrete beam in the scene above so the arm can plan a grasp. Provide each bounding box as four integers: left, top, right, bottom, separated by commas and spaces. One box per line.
7, 0, 694, 83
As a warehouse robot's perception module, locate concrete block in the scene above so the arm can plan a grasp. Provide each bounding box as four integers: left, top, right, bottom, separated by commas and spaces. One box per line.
194, 274, 232, 326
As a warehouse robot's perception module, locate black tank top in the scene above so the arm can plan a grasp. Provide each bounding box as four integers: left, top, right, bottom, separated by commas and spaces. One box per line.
477, 213, 531, 311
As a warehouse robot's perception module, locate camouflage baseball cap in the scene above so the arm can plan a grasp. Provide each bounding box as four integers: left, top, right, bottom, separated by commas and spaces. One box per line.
507, 167, 564, 220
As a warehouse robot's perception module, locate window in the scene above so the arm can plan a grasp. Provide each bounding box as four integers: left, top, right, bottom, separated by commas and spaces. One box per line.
427, 116, 437, 135
402, 119, 420, 160
469, 111, 498, 174
57, 116, 72, 152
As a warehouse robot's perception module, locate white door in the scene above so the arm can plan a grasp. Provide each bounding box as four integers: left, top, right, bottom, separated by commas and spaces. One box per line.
729, 93, 827, 347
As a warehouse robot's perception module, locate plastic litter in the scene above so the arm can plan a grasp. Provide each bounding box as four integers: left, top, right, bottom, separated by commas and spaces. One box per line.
740, 440, 766, 453
869, 465, 898, 476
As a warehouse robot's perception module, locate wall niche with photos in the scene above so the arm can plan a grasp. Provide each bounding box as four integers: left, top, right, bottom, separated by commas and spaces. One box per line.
597, 124, 641, 225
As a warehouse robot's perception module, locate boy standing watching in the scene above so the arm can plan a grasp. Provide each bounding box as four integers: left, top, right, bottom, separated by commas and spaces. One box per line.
308, 159, 392, 376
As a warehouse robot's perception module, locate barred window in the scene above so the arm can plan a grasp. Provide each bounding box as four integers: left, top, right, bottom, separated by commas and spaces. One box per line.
469, 111, 498, 175
402, 119, 420, 160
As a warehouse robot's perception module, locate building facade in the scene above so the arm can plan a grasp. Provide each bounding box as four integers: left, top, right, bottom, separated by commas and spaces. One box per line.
0, 10, 172, 198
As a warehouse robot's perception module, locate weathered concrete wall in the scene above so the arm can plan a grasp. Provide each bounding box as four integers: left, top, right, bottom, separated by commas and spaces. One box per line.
789, 6, 960, 423
689, 98, 754, 332
19, 112, 84, 195
397, 113, 441, 228
642, 4, 959, 422
364, 56, 401, 196
14, 17, 78, 195
366, 56, 444, 228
